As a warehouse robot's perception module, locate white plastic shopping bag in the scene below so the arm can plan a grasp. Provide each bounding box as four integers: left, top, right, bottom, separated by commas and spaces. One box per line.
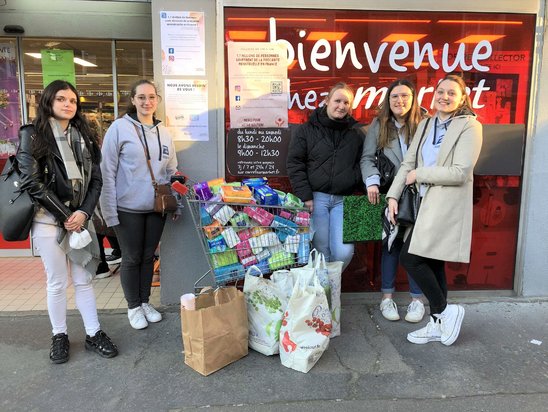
306, 249, 344, 338
271, 269, 294, 301
279, 267, 331, 373
243, 265, 287, 355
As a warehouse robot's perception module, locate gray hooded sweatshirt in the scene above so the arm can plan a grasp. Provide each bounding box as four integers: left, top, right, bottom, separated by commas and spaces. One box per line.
99, 114, 178, 227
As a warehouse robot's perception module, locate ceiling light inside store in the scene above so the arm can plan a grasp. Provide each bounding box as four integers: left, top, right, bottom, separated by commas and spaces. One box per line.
306, 31, 348, 41
335, 19, 431, 23
438, 20, 522, 25
228, 31, 267, 40
25, 53, 98, 67
381, 34, 428, 42
456, 34, 506, 43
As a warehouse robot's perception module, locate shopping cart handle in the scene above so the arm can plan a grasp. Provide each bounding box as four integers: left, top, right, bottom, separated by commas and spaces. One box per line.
172, 181, 188, 196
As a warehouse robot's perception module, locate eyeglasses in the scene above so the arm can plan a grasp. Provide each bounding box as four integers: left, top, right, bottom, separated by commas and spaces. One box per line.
135, 94, 158, 103
389, 93, 411, 102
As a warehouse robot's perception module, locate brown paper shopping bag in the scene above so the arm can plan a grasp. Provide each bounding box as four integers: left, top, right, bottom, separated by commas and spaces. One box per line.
181, 287, 249, 376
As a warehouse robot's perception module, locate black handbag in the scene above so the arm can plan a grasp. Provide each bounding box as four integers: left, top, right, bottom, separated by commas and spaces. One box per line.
0, 155, 36, 241
396, 118, 430, 226
376, 148, 396, 194
396, 184, 420, 226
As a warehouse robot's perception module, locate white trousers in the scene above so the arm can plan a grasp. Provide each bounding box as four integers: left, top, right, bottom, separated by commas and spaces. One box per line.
32, 218, 100, 336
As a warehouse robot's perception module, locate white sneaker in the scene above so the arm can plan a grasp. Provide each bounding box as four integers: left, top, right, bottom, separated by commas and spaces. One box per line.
440, 304, 465, 346
380, 298, 400, 321
141, 303, 162, 323
405, 300, 425, 323
407, 317, 442, 344
128, 307, 148, 330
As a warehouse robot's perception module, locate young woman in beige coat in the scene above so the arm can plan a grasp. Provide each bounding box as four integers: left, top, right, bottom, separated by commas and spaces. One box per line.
387, 74, 483, 346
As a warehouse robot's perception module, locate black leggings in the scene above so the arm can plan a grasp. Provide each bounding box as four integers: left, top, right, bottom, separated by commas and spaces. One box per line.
399, 228, 448, 315
114, 211, 166, 309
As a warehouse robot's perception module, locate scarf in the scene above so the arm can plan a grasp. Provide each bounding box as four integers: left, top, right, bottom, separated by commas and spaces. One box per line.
48, 118, 100, 277
48, 118, 86, 209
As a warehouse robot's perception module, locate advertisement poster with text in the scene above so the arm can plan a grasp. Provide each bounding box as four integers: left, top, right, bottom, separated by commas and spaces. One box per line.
160, 11, 206, 76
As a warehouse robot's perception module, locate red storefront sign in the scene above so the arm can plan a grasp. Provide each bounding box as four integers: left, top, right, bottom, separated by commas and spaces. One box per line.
224, 8, 536, 291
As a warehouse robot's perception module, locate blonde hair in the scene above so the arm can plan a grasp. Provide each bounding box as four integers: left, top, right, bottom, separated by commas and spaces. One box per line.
324, 82, 355, 113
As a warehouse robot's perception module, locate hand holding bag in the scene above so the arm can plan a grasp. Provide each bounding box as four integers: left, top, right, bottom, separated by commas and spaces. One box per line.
396, 118, 430, 227
396, 184, 420, 226
0, 155, 36, 241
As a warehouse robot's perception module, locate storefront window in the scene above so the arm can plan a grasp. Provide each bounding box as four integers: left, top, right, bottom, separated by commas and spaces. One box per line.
224, 8, 536, 291
0, 38, 21, 165
0, 38, 23, 246
115, 40, 154, 116
22, 38, 114, 137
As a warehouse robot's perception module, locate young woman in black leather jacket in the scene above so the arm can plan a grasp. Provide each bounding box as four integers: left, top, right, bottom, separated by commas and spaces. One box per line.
17, 80, 118, 364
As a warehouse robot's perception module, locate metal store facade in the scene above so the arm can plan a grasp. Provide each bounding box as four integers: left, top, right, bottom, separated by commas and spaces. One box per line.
1, 0, 547, 304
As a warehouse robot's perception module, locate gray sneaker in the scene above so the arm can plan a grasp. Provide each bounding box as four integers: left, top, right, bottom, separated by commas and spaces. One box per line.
440, 304, 465, 346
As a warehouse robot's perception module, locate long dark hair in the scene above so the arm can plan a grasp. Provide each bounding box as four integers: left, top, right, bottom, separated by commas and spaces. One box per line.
124, 79, 159, 116
32, 80, 99, 162
377, 79, 425, 148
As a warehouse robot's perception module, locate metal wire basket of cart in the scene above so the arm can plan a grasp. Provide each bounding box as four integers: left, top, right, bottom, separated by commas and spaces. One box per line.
185, 185, 311, 290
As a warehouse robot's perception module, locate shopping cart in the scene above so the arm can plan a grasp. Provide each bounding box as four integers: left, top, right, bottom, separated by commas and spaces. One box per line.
185, 184, 311, 291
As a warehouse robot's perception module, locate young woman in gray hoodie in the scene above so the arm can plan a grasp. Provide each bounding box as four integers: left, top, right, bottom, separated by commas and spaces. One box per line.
100, 80, 178, 330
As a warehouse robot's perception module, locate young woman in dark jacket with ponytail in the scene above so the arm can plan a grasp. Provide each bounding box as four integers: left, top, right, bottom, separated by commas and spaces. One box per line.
17, 80, 118, 364
287, 82, 364, 270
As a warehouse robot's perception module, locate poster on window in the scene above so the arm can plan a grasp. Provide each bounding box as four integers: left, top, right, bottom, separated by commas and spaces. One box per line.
0, 42, 21, 159
227, 42, 288, 129
41, 49, 76, 87
160, 11, 205, 76
164, 79, 208, 141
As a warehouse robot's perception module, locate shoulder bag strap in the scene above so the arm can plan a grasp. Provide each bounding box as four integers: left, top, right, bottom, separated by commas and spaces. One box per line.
414, 117, 431, 169
131, 122, 157, 186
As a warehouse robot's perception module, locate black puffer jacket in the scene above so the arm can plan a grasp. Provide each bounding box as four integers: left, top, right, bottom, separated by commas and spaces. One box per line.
16, 124, 102, 223
286, 107, 364, 202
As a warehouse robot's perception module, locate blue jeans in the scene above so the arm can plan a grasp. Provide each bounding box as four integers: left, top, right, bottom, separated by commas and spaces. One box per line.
311, 192, 354, 270
381, 236, 423, 298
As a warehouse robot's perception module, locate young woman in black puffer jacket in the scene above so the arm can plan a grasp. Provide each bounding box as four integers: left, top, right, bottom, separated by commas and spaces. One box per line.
287, 82, 364, 270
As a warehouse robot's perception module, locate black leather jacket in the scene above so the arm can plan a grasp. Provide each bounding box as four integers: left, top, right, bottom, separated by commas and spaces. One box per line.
16, 124, 102, 223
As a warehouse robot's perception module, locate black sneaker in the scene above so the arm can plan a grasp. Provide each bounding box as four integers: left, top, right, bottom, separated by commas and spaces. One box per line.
85, 330, 118, 358
50, 333, 69, 364
106, 254, 122, 265
95, 262, 111, 279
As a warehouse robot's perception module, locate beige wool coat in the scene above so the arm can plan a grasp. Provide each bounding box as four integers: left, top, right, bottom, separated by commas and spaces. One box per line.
386, 113, 483, 263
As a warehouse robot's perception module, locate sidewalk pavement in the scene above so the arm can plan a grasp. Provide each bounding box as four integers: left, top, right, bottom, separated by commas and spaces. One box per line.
1, 296, 547, 412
